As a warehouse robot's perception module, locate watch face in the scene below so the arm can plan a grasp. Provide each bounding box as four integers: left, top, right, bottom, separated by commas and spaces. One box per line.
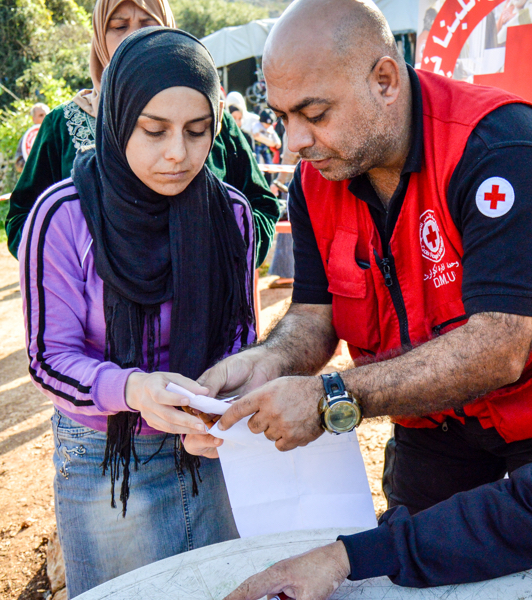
326, 401, 359, 433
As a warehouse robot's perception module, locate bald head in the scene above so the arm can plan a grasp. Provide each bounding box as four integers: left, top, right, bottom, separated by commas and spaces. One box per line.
264, 0, 404, 78
262, 0, 413, 183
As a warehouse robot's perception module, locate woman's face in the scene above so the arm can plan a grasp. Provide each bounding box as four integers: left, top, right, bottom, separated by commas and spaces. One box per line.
230, 109, 243, 128
106, 1, 159, 58
126, 86, 220, 196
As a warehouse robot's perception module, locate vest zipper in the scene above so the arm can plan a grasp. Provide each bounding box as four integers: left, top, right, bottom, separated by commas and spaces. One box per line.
432, 314, 468, 336
374, 249, 411, 348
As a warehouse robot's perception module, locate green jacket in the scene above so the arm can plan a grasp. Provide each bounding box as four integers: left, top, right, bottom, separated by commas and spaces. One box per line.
6, 100, 279, 265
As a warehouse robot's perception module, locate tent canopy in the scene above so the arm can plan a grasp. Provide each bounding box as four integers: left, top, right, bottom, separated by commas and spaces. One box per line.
202, 2, 417, 69
202, 18, 277, 68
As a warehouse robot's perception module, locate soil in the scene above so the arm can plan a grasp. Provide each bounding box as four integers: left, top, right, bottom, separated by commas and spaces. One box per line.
0, 244, 389, 600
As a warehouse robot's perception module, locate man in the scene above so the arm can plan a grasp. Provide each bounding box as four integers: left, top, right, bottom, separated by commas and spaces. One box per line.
14, 103, 50, 172
186, 0, 532, 594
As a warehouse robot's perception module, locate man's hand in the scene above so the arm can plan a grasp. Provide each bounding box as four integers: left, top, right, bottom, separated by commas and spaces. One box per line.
199, 303, 337, 400
198, 347, 281, 398
224, 541, 351, 600
218, 375, 324, 451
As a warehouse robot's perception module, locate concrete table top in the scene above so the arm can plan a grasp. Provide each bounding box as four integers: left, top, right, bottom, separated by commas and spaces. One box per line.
75, 528, 532, 600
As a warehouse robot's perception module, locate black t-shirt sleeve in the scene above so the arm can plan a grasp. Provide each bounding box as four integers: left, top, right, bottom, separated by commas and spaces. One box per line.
448, 103, 532, 316
288, 165, 332, 304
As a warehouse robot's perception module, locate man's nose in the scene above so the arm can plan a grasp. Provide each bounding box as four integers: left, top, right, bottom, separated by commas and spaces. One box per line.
286, 121, 314, 154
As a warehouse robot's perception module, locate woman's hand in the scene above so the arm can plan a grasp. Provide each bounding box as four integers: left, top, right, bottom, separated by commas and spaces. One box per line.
125, 371, 209, 435
184, 433, 223, 459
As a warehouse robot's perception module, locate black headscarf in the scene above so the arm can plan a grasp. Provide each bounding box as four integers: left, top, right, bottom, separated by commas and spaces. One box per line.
72, 27, 254, 515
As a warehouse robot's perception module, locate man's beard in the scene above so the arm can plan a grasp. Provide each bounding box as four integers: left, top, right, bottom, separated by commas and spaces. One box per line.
300, 113, 397, 182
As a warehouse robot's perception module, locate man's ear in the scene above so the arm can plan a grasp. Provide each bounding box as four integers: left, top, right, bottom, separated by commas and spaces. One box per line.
216, 99, 225, 136
369, 56, 402, 107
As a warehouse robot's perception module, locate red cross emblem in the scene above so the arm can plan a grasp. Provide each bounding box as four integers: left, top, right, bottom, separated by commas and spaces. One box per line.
420, 210, 445, 263
476, 177, 514, 218
484, 185, 506, 210
425, 224, 439, 249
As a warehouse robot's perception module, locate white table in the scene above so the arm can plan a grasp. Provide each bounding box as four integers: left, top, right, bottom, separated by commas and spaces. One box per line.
75, 528, 532, 600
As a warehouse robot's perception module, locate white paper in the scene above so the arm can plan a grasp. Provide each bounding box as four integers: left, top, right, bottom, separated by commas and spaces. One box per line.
166, 385, 377, 537
166, 382, 235, 415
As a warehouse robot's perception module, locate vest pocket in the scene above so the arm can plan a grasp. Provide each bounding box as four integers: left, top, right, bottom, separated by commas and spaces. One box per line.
326, 229, 367, 298
324, 229, 380, 352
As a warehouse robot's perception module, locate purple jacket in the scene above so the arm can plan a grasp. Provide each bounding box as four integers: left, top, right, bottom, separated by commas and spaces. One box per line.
20, 177, 255, 434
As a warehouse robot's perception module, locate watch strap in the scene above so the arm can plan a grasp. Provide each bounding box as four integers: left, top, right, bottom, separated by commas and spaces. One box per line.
321, 372, 346, 399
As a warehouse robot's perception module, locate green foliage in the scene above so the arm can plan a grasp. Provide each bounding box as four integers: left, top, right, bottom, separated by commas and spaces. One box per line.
169, 0, 268, 39
0, 0, 52, 106
0, 0, 91, 201
0, 200, 9, 243
0, 81, 72, 196
0, 0, 91, 107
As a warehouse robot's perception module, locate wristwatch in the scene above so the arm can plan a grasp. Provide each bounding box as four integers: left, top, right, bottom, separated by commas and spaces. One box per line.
318, 372, 363, 434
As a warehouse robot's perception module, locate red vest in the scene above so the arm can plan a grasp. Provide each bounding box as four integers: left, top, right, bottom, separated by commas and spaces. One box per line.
302, 70, 532, 443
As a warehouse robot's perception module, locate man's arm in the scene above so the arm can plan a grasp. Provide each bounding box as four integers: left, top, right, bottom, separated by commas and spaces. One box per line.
345, 311, 532, 418
223, 463, 532, 599
215, 310, 532, 450
199, 302, 337, 398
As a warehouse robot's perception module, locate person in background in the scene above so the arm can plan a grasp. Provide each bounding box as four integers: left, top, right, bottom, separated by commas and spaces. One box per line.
5, 0, 278, 267
414, 7, 437, 67
14, 103, 50, 173
228, 106, 255, 150
268, 131, 297, 289
226, 90, 259, 147
229, 105, 254, 148
252, 108, 282, 168
20, 28, 256, 598
497, 0, 531, 41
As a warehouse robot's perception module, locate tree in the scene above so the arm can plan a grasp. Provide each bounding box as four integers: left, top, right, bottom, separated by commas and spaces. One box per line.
0, 0, 92, 196
169, 0, 268, 39
0, 0, 91, 109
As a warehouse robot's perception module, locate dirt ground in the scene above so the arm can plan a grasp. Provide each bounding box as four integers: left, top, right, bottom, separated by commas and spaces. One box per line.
0, 242, 390, 599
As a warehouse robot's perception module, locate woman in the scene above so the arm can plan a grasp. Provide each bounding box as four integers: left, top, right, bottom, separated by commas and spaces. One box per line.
226, 90, 259, 143
6, 0, 278, 266
20, 28, 255, 598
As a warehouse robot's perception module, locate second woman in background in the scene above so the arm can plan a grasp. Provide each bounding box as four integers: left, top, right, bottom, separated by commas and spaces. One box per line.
5, 0, 278, 264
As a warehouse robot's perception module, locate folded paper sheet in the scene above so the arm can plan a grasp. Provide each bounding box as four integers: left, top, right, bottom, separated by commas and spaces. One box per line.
167, 383, 377, 538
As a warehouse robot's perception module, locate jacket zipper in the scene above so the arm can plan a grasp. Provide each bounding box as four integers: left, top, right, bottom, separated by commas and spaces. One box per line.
432, 314, 468, 336
374, 249, 411, 348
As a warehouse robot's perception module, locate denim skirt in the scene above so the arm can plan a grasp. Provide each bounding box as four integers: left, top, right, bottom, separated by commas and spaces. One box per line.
51, 409, 238, 598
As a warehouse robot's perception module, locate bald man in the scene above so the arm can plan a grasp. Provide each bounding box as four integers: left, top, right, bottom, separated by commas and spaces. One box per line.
188, 0, 532, 594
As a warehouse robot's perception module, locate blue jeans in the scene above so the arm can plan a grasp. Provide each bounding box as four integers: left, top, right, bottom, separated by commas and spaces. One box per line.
51, 409, 238, 598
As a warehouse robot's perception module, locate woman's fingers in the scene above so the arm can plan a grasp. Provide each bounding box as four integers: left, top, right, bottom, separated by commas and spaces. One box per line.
126, 371, 217, 432
142, 410, 209, 435
153, 387, 193, 407
184, 433, 223, 458
165, 372, 209, 396
153, 403, 207, 431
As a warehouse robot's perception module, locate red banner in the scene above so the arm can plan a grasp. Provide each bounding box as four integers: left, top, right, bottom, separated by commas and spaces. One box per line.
419, 0, 532, 102
420, 0, 506, 77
